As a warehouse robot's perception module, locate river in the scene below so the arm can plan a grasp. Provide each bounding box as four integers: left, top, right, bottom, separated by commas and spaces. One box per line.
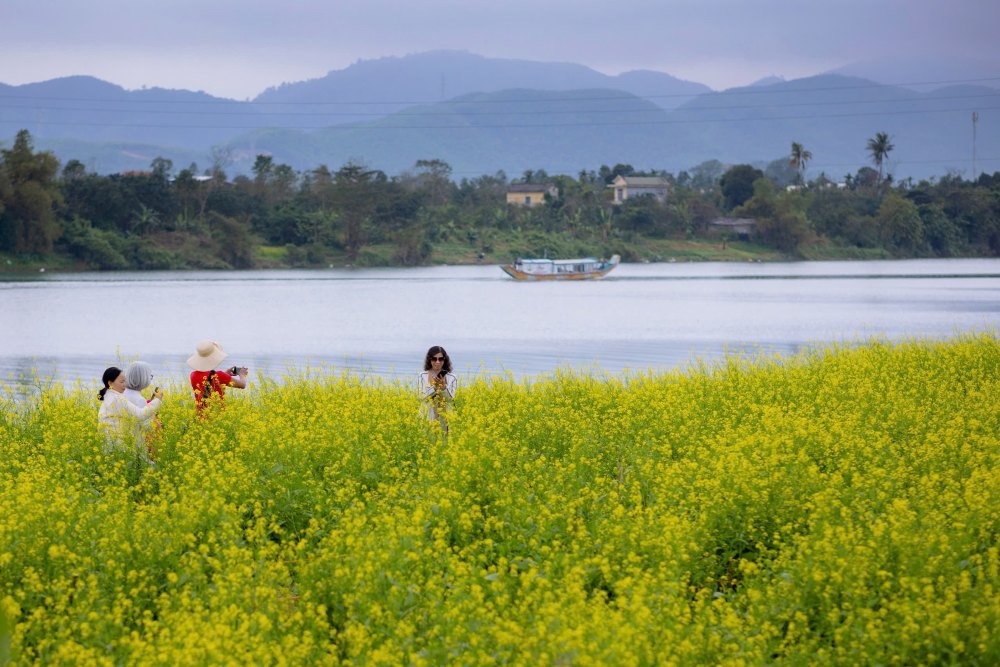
1, 259, 998, 392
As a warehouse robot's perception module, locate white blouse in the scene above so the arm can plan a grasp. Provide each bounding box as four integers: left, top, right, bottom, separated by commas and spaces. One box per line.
417, 371, 457, 421
98, 390, 161, 455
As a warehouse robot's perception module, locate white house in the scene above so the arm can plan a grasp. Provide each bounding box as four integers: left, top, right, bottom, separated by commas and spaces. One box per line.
609, 175, 669, 204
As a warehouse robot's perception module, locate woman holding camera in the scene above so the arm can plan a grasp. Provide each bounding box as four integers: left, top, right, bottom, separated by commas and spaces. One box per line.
98, 365, 163, 462
418, 345, 457, 430
186, 340, 248, 413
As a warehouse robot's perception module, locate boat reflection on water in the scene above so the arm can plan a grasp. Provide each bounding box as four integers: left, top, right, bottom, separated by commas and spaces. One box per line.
500, 254, 620, 281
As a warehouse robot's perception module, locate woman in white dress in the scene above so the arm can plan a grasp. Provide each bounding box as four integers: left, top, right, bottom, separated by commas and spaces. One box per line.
97, 366, 163, 464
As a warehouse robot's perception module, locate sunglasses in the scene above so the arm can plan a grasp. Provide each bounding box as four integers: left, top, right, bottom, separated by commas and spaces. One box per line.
430, 356, 445, 361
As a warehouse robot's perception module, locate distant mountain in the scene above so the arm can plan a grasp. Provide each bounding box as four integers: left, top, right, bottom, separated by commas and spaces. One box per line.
219, 75, 1000, 180
829, 56, 1000, 92
0, 51, 708, 158
664, 75, 999, 177
251, 50, 711, 127
2, 58, 997, 181
0, 76, 259, 150
225, 88, 678, 177
748, 76, 786, 88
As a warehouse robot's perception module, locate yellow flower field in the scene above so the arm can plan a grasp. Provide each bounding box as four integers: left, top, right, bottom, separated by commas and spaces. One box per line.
1, 334, 998, 665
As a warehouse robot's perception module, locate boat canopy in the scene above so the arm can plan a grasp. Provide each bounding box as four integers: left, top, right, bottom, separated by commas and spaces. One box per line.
514, 257, 605, 274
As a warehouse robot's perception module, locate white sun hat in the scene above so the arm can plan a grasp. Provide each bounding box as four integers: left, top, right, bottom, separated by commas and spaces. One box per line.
186, 340, 228, 372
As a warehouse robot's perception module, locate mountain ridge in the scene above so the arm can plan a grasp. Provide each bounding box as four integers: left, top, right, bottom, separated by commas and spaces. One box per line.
1, 52, 997, 180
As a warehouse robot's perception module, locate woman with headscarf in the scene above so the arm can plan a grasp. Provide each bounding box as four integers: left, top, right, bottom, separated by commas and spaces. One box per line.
123, 361, 161, 462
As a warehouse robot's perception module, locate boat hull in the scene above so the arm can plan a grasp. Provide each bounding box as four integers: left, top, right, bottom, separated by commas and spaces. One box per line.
500, 256, 619, 281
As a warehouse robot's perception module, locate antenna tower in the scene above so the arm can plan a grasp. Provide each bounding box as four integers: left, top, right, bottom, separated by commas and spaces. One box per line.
972, 111, 979, 181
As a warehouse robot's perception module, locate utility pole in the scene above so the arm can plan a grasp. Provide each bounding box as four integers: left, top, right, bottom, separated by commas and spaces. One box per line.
972, 111, 979, 181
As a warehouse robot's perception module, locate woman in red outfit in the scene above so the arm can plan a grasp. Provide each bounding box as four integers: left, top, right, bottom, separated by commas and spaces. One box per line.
186, 340, 248, 412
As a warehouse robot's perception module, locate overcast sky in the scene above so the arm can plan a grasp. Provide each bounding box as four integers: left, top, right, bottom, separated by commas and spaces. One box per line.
3, 0, 998, 99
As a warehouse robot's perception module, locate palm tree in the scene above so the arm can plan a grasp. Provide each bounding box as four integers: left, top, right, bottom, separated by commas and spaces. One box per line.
789, 141, 813, 185
867, 132, 895, 187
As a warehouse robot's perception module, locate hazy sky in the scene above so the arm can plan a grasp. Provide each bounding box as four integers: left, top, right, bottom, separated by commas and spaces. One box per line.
3, 0, 998, 99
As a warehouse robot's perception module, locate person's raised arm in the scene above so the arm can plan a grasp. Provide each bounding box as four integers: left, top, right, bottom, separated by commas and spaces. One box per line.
119, 391, 162, 422
231, 367, 248, 389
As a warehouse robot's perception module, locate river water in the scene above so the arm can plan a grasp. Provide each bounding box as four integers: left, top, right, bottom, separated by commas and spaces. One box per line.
1, 259, 998, 392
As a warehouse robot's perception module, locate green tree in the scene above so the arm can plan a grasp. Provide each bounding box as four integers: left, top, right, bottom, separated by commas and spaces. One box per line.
764, 157, 798, 188
918, 203, 960, 256
305, 165, 335, 211
720, 164, 764, 210
271, 164, 298, 204
208, 146, 232, 179
789, 141, 813, 185
876, 191, 924, 253
209, 212, 256, 268
172, 168, 199, 226
252, 154, 275, 201
61, 159, 87, 181
688, 160, 725, 189
59, 216, 128, 269
150, 157, 173, 179
736, 178, 813, 254
0, 129, 62, 254
409, 159, 455, 207
867, 132, 895, 187
333, 163, 382, 261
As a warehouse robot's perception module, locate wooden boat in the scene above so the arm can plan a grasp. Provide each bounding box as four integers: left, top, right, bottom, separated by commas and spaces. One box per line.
500, 254, 620, 281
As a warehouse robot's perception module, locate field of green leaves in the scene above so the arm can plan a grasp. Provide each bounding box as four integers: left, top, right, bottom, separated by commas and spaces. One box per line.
1, 334, 998, 665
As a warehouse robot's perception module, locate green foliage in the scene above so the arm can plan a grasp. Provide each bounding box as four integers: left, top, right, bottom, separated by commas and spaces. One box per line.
736, 179, 814, 254
0, 130, 62, 254
720, 164, 764, 211
789, 141, 813, 185
867, 131, 895, 186
126, 237, 183, 270
208, 212, 257, 269
2, 128, 1000, 269
58, 217, 128, 270
918, 203, 960, 256
877, 192, 924, 254
393, 227, 432, 266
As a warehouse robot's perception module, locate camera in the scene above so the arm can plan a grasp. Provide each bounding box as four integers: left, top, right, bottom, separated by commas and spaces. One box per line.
228, 365, 242, 375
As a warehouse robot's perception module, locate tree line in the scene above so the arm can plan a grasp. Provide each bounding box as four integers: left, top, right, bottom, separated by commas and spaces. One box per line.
1, 129, 998, 270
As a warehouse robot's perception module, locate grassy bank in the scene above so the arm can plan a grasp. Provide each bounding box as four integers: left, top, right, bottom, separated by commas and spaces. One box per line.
0, 253, 83, 275
256, 236, 787, 270
2, 238, 787, 274
4, 238, 982, 273
1, 334, 998, 664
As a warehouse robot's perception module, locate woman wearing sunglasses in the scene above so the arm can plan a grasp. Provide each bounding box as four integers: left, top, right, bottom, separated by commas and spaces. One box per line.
419, 345, 457, 429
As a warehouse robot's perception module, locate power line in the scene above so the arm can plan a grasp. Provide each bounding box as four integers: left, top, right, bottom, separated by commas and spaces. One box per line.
9, 104, 998, 131
1, 75, 998, 107
442, 157, 1000, 177
2, 91, 997, 118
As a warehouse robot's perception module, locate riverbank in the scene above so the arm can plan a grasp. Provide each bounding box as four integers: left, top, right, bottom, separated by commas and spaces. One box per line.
3, 238, 896, 274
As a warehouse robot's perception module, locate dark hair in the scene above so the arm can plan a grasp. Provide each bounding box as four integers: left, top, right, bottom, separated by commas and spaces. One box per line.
423, 346, 452, 373
98, 366, 122, 401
